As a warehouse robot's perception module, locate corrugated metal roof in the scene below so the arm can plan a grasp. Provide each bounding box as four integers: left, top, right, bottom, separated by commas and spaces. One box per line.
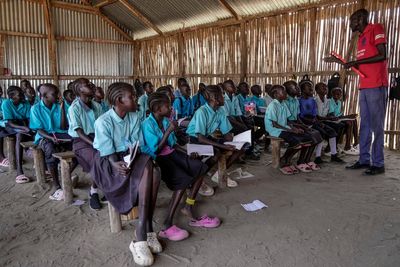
87, 0, 327, 39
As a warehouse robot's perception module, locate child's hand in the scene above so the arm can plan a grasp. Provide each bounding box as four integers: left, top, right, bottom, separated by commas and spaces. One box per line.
223, 144, 236, 151
167, 121, 178, 133
111, 161, 129, 176
189, 152, 199, 159
292, 128, 304, 134
51, 137, 59, 144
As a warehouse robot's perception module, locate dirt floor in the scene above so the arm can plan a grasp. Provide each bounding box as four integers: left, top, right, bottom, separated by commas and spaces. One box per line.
1, 149, 400, 267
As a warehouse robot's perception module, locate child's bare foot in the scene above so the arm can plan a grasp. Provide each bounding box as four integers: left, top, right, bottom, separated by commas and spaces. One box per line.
180, 206, 194, 219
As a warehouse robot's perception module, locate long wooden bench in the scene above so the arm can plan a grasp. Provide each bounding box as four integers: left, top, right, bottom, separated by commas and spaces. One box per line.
52, 151, 76, 204
20, 141, 47, 187
5, 137, 16, 171
266, 136, 284, 168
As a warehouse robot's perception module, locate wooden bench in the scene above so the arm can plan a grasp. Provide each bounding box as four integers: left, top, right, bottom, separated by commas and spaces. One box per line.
216, 151, 233, 188
52, 151, 76, 205
108, 204, 139, 233
5, 137, 16, 171
266, 136, 284, 168
20, 141, 47, 187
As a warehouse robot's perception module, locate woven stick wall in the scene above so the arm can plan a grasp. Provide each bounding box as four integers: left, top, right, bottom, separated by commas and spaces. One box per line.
135, 0, 400, 149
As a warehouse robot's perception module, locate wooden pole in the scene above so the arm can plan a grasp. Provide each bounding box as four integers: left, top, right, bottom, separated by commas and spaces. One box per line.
240, 21, 247, 82
108, 204, 122, 233
178, 33, 185, 77
0, 34, 4, 74
6, 137, 16, 171
309, 8, 317, 71
43, 0, 59, 87
60, 160, 73, 204
32, 148, 46, 188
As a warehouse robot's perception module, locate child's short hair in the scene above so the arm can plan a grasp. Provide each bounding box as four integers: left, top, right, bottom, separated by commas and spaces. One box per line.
250, 84, 261, 94
156, 86, 172, 95
204, 85, 222, 101
39, 83, 58, 97
315, 82, 326, 92
143, 81, 151, 89
148, 92, 170, 113
63, 89, 74, 99
178, 77, 187, 86
331, 87, 342, 94
106, 82, 133, 106
238, 81, 248, 88
283, 80, 297, 91
72, 78, 90, 96
223, 79, 235, 88
7, 85, 23, 97
299, 80, 314, 92
270, 85, 285, 99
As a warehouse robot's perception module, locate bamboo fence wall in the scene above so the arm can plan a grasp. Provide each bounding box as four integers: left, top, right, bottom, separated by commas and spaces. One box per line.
136, 0, 400, 149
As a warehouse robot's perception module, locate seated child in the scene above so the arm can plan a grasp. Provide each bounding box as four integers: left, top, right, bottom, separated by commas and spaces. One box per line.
68, 78, 104, 210
91, 82, 160, 266
30, 83, 73, 200
138, 81, 154, 121
298, 80, 344, 164
63, 89, 76, 116
174, 77, 187, 98
329, 87, 359, 155
0, 85, 8, 167
94, 86, 109, 113
142, 92, 220, 242
186, 85, 245, 188
1, 86, 33, 183
249, 84, 266, 144
191, 82, 207, 112
24, 85, 39, 106
222, 80, 247, 135
314, 82, 347, 154
283, 81, 324, 171
265, 85, 317, 175
264, 84, 273, 107
173, 82, 193, 120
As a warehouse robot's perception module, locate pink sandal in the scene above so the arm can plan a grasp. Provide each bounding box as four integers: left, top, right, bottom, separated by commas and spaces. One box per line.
296, 163, 312, 173
189, 215, 221, 228
0, 158, 10, 167
289, 165, 300, 174
307, 162, 321, 171
15, 174, 30, 184
279, 166, 294, 175
159, 225, 189, 241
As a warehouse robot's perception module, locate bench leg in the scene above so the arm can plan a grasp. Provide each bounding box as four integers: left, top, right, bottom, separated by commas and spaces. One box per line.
32, 148, 46, 187
6, 137, 16, 171
60, 159, 73, 204
108, 204, 122, 233
217, 154, 228, 188
271, 140, 281, 169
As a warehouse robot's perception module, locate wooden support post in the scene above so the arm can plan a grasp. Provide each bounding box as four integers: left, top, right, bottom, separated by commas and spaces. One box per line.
0, 34, 5, 74
309, 8, 317, 71
268, 136, 283, 169
43, 0, 59, 87
6, 137, 16, 171
32, 148, 46, 187
240, 22, 248, 82
178, 33, 185, 77
60, 159, 73, 204
133, 41, 140, 78
217, 151, 232, 188
108, 203, 122, 233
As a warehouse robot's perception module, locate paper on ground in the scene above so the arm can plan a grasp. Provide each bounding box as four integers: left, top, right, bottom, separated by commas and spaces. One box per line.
187, 144, 214, 156
72, 199, 85, 206
228, 168, 254, 179
241, 200, 268, 212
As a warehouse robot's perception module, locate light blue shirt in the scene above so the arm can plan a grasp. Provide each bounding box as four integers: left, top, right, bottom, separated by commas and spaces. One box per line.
186, 103, 232, 137
30, 100, 67, 144
0, 97, 5, 127
2, 99, 31, 121
263, 95, 273, 107
284, 96, 300, 121
142, 113, 177, 159
265, 99, 291, 137
236, 94, 247, 114
329, 98, 342, 117
99, 100, 109, 113
93, 109, 144, 157
138, 93, 149, 121
223, 93, 242, 116
68, 99, 103, 138
173, 96, 194, 118
192, 93, 206, 111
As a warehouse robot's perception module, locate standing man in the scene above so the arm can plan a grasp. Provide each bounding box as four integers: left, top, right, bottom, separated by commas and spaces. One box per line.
325, 9, 388, 175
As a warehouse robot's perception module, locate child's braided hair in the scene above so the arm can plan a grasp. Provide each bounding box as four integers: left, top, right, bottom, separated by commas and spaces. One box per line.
106, 82, 134, 106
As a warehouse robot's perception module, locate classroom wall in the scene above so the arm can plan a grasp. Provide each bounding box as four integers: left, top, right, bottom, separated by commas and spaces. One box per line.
0, 0, 134, 91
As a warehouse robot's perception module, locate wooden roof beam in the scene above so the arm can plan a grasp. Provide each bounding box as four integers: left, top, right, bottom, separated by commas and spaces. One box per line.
119, 0, 163, 36
94, 0, 118, 8
218, 0, 241, 20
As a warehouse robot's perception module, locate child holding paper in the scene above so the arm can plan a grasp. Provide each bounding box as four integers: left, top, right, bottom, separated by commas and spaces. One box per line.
142, 92, 220, 242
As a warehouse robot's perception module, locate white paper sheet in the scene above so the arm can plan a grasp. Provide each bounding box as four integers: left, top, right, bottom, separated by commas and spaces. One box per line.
241, 200, 268, 212
224, 141, 246, 150
224, 130, 252, 150
187, 144, 214, 156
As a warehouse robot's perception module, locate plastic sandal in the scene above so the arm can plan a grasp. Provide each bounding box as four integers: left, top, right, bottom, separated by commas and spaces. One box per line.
49, 189, 64, 201
198, 182, 214, 197
289, 165, 300, 174
296, 163, 312, 173
159, 225, 189, 241
227, 177, 238, 188
279, 166, 294, 175
129, 241, 154, 266
189, 215, 221, 228
147, 232, 162, 254
307, 162, 321, 171
0, 158, 10, 167
15, 174, 30, 184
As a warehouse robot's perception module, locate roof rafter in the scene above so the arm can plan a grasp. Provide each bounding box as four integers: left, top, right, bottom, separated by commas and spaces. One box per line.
218, 0, 241, 20
94, 0, 118, 8
118, 0, 163, 36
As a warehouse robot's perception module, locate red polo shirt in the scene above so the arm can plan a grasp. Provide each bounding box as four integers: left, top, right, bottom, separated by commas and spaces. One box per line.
356, 23, 388, 89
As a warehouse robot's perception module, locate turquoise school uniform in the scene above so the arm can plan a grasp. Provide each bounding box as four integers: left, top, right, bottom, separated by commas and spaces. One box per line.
0, 97, 5, 127
186, 103, 232, 137
1, 99, 31, 129
68, 99, 103, 138
223, 93, 242, 116
30, 100, 67, 144
248, 95, 266, 113
142, 113, 177, 159
236, 94, 247, 114
284, 96, 300, 121
191, 93, 206, 111
329, 99, 342, 117
263, 95, 273, 107
138, 93, 149, 121
99, 100, 109, 113
93, 109, 145, 157
265, 99, 291, 137
173, 96, 194, 118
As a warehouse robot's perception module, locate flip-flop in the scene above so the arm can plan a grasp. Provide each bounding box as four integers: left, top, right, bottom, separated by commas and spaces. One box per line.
189, 215, 221, 228
296, 163, 312, 173
159, 225, 189, 241
15, 174, 30, 184
307, 162, 321, 171
0, 158, 10, 167
279, 166, 294, 175
49, 189, 64, 201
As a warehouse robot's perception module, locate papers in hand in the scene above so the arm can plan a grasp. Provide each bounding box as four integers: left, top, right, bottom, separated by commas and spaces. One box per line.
241, 200, 268, 212
224, 130, 251, 150
123, 141, 140, 168
187, 144, 214, 156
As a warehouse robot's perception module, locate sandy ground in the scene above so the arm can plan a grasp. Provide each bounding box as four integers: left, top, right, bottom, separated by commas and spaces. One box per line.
1, 149, 400, 267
